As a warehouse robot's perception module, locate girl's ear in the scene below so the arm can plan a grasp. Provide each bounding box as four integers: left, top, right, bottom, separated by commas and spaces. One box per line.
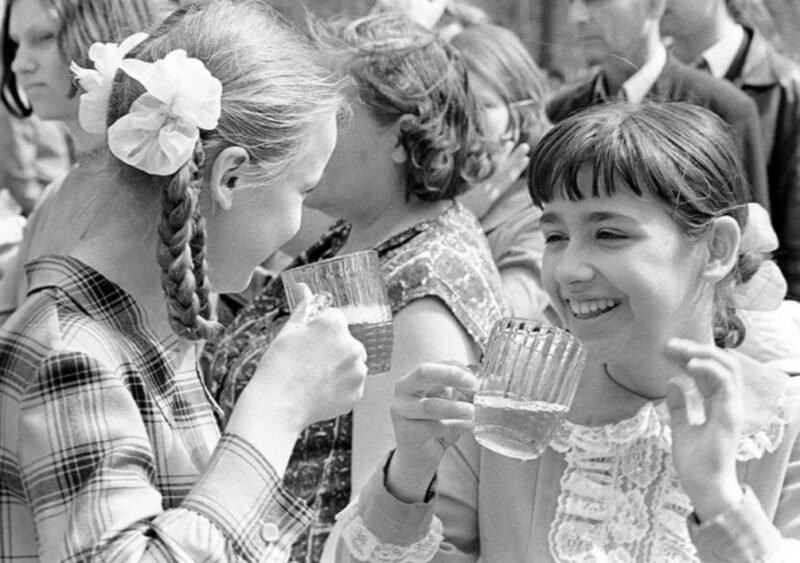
390, 114, 416, 164
700, 215, 741, 283
209, 147, 250, 210
649, 0, 667, 18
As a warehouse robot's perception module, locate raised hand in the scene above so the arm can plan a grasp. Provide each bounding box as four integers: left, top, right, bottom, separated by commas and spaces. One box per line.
665, 337, 745, 521
459, 142, 530, 220
384, 362, 478, 503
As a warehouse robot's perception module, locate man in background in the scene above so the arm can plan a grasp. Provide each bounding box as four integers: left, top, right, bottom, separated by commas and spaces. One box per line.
547, 0, 769, 212
662, 0, 800, 300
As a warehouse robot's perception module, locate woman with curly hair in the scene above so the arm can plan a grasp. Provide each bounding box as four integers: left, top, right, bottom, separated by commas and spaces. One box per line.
202, 13, 509, 561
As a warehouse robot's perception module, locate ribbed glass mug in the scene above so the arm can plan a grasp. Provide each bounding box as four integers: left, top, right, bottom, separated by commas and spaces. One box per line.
281, 250, 393, 374
473, 318, 586, 460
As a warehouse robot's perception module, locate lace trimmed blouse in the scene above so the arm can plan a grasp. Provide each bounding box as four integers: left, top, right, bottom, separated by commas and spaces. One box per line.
336, 353, 800, 562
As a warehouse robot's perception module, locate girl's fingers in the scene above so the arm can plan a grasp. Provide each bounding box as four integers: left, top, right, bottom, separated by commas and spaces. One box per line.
509, 142, 531, 162
494, 144, 531, 187
665, 338, 742, 426
665, 377, 689, 425
665, 339, 739, 396
395, 395, 475, 422
397, 362, 479, 397
397, 418, 474, 443
684, 357, 732, 398
666, 374, 707, 426
665, 338, 738, 373
287, 282, 313, 309
287, 283, 335, 325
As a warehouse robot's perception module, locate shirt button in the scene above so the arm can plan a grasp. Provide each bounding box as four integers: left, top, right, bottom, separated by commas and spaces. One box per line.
262, 522, 281, 543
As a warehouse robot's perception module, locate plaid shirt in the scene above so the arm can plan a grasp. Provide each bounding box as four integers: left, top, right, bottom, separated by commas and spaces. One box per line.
0, 256, 313, 562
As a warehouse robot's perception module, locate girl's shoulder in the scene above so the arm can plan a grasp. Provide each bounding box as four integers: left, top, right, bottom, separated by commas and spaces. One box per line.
734, 349, 800, 414
377, 203, 510, 348
731, 350, 800, 460
1, 255, 168, 386
378, 202, 503, 289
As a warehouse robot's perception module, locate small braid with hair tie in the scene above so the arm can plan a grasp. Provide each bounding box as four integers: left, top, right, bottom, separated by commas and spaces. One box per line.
157, 140, 221, 340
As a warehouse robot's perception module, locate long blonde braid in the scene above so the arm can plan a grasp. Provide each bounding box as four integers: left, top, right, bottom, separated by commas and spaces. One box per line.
157, 140, 220, 340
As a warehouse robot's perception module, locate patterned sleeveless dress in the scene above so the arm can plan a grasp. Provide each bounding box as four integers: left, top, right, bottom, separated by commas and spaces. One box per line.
201, 202, 509, 562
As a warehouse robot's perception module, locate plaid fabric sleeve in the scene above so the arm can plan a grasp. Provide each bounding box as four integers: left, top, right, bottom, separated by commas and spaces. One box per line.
18, 350, 312, 562
183, 433, 316, 561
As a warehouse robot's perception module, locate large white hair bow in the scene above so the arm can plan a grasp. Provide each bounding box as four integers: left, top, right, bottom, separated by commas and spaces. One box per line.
71, 34, 222, 176
733, 203, 787, 311
70, 32, 148, 134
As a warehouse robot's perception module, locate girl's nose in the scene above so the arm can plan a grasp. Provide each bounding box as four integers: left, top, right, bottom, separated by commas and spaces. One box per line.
11, 43, 36, 75
554, 242, 595, 286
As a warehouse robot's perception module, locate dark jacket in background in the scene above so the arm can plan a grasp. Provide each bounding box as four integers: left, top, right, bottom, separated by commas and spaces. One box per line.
725, 27, 800, 300
546, 55, 769, 215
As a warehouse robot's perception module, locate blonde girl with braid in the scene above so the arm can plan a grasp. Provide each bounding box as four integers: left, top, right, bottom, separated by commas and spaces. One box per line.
0, 1, 368, 561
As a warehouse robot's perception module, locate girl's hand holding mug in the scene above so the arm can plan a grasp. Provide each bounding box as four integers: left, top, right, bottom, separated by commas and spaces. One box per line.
228, 283, 368, 452
261, 283, 368, 426
385, 362, 478, 503
665, 337, 745, 521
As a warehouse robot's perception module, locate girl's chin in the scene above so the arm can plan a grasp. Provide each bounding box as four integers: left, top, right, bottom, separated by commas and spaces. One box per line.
209, 270, 251, 295
573, 334, 623, 364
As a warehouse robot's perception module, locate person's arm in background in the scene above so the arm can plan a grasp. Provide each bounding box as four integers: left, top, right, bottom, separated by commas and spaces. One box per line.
0, 111, 42, 216
459, 143, 554, 321
0, 111, 70, 216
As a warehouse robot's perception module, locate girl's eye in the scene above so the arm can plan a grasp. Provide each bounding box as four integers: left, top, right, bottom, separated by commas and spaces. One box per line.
34, 32, 56, 44
596, 230, 627, 241
544, 232, 567, 244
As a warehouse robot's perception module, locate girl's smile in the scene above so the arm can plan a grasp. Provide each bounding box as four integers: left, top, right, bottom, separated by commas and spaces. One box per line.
565, 297, 620, 320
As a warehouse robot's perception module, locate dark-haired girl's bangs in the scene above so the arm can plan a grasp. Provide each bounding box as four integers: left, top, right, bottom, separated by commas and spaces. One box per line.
530, 117, 634, 205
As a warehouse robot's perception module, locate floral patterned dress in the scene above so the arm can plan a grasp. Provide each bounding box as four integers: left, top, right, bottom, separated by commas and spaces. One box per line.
201, 202, 509, 562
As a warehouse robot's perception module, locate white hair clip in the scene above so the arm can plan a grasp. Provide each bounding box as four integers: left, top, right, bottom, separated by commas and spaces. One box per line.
733, 203, 787, 311
71, 33, 223, 176
71, 32, 149, 134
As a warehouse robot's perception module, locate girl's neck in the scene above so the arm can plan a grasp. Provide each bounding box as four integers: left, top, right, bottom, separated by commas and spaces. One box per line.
71, 173, 171, 337
568, 356, 677, 427
341, 198, 451, 254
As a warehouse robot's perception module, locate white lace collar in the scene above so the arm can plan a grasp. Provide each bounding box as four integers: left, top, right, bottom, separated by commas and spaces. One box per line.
553, 351, 794, 461
552, 395, 792, 462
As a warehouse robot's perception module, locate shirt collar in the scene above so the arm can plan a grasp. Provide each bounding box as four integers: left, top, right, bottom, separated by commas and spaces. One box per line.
620, 42, 668, 103
737, 27, 780, 87
25, 255, 184, 359
698, 23, 746, 78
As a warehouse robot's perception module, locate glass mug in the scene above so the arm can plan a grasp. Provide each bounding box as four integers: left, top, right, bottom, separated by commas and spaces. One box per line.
473, 318, 586, 460
281, 250, 393, 374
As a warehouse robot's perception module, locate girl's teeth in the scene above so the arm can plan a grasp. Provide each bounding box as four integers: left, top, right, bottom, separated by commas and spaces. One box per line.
569, 299, 617, 317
